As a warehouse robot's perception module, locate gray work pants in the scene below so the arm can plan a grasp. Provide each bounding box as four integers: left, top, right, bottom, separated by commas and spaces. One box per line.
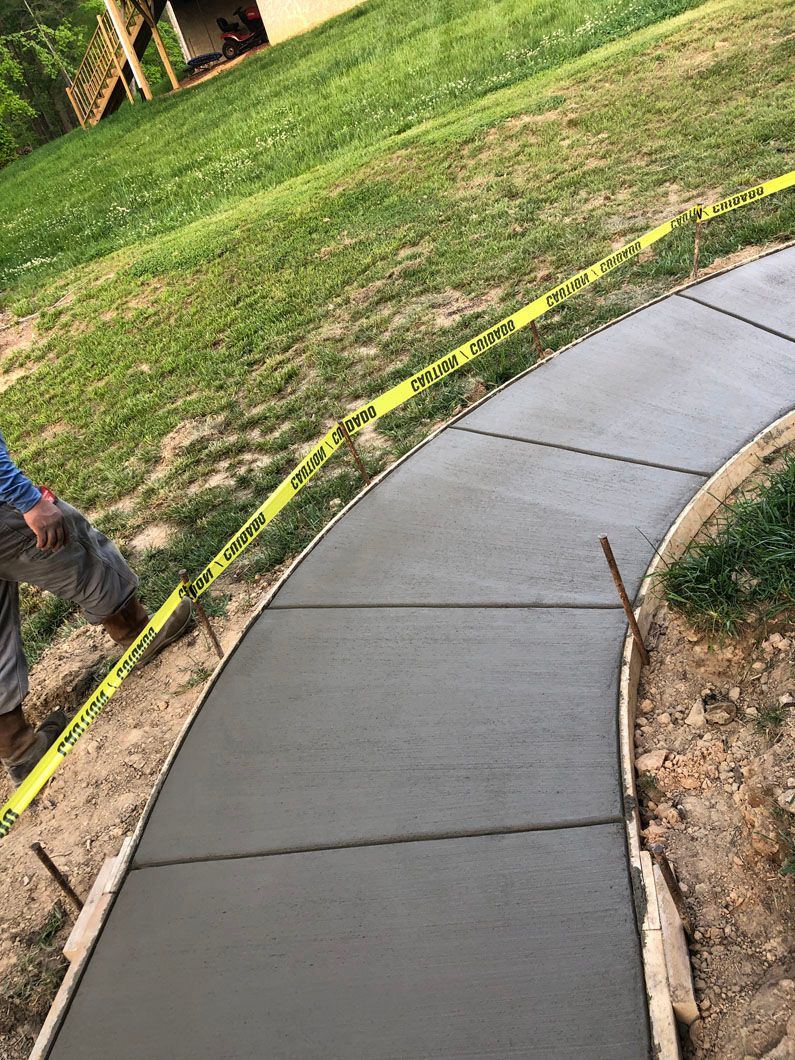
0, 500, 138, 715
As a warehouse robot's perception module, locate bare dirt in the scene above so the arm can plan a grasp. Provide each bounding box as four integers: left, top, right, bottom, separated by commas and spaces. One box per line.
637, 610, 795, 1059
0, 567, 284, 1059
0, 315, 36, 360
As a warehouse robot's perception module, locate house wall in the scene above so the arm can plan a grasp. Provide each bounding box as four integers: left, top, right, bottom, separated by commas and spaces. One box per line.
168, 0, 362, 58
263, 0, 362, 44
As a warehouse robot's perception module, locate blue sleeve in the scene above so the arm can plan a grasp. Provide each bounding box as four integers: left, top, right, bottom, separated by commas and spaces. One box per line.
0, 429, 42, 513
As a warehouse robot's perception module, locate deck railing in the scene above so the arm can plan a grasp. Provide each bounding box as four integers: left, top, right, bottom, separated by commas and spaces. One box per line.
67, 5, 142, 128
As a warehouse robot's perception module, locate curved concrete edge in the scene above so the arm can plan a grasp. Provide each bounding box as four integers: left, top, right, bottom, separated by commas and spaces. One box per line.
31, 240, 795, 1057
619, 407, 795, 1060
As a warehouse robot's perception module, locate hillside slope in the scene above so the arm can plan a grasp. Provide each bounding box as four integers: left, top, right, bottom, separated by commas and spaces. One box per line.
0, 0, 708, 290
0, 0, 793, 651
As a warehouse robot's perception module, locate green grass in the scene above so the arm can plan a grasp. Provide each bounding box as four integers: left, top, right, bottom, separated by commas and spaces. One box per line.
0, 0, 710, 290
659, 453, 795, 636
1, 0, 793, 656
754, 701, 791, 736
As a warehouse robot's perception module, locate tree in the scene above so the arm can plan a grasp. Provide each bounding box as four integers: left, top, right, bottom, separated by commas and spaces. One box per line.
0, 0, 184, 168
0, 37, 36, 167
0, 0, 103, 166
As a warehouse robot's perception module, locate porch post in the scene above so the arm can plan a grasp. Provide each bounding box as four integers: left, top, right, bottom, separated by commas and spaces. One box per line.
149, 18, 181, 90
104, 0, 153, 101
129, 0, 181, 90
165, 2, 191, 64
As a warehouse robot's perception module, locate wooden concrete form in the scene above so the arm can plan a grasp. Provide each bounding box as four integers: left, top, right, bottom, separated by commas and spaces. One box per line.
31, 838, 133, 1060
653, 864, 699, 1026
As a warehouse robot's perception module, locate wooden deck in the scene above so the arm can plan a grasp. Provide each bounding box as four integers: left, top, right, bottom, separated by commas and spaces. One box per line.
67, 0, 175, 129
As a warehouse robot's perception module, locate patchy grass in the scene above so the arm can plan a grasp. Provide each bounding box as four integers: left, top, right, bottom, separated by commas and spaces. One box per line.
1, 0, 794, 658
0, 903, 68, 1034
659, 453, 795, 636
754, 701, 792, 737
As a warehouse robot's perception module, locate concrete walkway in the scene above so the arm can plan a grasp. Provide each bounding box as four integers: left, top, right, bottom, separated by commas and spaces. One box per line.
49, 249, 795, 1059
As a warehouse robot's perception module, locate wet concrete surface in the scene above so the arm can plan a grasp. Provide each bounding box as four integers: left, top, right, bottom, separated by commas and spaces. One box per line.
48, 248, 795, 1059
135, 607, 627, 864
54, 828, 649, 1060
679, 250, 795, 340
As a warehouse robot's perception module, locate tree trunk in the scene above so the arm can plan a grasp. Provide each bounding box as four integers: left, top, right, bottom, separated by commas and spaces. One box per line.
50, 81, 75, 133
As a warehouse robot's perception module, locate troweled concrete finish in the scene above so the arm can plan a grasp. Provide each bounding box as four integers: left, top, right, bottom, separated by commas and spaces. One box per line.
54, 828, 648, 1060
135, 608, 627, 864
681, 250, 795, 340
49, 248, 795, 1059
457, 296, 795, 471
273, 432, 703, 607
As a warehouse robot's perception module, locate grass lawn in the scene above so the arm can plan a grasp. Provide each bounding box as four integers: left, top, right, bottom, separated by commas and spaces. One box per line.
0, 0, 708, 289
659, 454, 795, 636
1, 0, 793, 656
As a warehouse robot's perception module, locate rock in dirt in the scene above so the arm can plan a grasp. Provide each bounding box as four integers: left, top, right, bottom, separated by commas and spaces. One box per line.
636, 750, 667, 773
705, 701, 737, 725
686, 700, 706, 727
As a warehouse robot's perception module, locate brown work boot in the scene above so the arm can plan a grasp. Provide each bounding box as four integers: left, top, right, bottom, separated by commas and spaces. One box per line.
1, 707, 67, 787
102, 594, 193, 667
102, 594, 149, 648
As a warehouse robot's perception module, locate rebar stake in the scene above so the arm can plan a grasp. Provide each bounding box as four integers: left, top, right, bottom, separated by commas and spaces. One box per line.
599, 535, 650, 667
692, 205, 703, 280
530, 321, 545, 359
179, 569, 223, 660
650, 843, 694, 938
337, 418, 371, 485
31, 842, 84, 913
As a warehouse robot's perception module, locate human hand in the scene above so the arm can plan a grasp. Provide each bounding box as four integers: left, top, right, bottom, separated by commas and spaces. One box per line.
23, 496, 68, 551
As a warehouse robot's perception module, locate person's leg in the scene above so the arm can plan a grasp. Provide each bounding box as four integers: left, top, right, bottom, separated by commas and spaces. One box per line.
0, 577, 27, 719
0, 499, 191, 784
4, 499, 140, 625
0, 574, 66, 785
0, 499, 191, 658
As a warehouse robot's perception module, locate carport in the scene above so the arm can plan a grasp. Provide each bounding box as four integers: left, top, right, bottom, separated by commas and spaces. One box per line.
166, 0, 362, 57
165, 0, 266, 59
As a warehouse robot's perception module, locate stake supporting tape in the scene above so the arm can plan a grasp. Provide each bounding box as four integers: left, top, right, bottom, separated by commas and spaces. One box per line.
1, 169, 792, 840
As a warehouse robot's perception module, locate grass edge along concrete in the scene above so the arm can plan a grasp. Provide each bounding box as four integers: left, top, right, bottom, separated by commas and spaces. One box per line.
0, 167, 793, 840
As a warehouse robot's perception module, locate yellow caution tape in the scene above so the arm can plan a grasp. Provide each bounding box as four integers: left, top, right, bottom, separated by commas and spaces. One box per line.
1, 170, 792, 840
0, 588, 184, 836
699, 171, 795, 221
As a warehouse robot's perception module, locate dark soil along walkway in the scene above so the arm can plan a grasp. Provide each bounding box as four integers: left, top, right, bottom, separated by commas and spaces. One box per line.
48, 249, 795, 1059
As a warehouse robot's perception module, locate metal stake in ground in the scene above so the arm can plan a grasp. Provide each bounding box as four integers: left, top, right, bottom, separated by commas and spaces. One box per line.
179, 570, 223, 660
692, 204, 703, 280
530, 321, 545, 359
31, 842, 84, 913
599, 535, 650, 667
337, 417, 371, 485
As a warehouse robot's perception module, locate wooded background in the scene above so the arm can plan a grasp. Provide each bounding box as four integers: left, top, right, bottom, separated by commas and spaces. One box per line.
0, 0, 181, 168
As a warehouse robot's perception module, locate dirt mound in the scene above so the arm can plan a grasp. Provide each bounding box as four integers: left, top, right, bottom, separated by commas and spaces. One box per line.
637, 612, 795, 1059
